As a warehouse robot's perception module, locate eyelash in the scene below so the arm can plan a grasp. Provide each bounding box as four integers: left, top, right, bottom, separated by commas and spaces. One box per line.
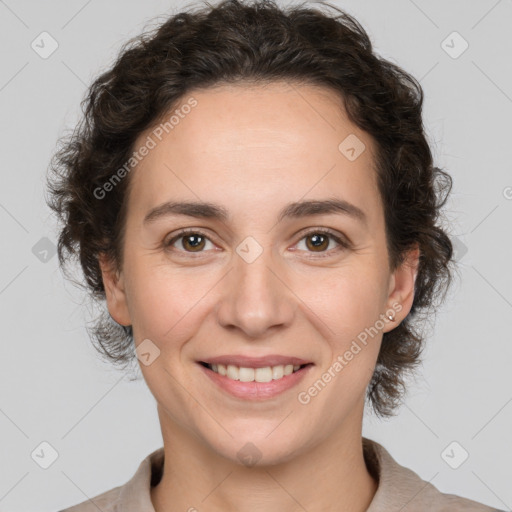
163, 227, 350, 259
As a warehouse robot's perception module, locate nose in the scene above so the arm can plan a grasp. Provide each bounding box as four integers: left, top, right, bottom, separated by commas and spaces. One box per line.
214, 243, 296, 339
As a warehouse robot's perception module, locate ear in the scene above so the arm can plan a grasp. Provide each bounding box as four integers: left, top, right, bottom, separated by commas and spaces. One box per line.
98, 252, 131, 327
382, 243, 420, 333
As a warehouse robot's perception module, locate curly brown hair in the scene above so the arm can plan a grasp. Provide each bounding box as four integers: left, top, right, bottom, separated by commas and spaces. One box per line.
45, 0, 455, 418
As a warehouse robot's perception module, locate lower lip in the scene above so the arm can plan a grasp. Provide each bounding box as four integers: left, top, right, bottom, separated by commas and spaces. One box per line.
198, 363, 314, 400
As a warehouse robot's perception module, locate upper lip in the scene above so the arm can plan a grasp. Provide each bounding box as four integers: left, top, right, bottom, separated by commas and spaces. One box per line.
199, 354, 313, 368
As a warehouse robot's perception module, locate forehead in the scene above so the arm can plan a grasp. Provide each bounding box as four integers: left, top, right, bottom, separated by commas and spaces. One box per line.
127, 81, 381, 224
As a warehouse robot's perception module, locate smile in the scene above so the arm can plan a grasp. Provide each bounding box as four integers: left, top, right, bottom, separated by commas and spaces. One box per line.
201, 362, 308, 382
198, 361, 314, 400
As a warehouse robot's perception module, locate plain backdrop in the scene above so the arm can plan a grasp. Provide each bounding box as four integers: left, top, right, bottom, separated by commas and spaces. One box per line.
0, 0, 511, 510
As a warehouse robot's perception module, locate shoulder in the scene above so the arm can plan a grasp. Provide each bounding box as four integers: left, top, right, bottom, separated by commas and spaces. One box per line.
408, 481, 503, 511
363, 437, 503, 512
58, 486, 121, 512
58, 447, 164, 512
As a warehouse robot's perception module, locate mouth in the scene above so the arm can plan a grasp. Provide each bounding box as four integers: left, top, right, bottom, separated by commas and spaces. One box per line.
198, 361, 312, 383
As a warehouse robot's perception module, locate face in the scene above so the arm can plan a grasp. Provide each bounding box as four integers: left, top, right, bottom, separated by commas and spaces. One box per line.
100, 81, 418, 465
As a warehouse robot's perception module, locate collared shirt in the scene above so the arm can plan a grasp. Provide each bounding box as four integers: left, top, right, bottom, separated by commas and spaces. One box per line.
59, 437, 503, 511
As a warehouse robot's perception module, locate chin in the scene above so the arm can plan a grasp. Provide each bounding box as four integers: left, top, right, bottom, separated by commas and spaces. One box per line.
209, 431, 309, 468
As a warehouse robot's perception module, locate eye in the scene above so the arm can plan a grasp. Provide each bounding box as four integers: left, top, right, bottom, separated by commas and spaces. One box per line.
163, 227, 350, 258
293, 228, 350, 258
164, 229, 216, 255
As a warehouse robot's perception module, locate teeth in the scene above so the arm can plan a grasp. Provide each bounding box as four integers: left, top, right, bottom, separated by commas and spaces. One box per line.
209, 363, 303, 382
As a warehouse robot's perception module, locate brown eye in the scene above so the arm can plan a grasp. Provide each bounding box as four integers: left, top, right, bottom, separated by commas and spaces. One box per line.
305, 233, 330, 252
182, 234, 205, 251
165, 230, 214, 254
295, 229, 349, 258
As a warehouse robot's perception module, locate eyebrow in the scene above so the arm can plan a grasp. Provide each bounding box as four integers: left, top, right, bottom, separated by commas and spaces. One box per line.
143, 198, 368, 227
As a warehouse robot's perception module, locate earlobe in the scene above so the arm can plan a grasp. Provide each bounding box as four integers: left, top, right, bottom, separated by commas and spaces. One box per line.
98, 252, 131, 327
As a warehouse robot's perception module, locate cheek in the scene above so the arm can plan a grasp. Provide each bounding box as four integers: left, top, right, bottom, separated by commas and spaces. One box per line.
125, 262, 204, 344
296, 268, 385, 385
297, 266, 386, 337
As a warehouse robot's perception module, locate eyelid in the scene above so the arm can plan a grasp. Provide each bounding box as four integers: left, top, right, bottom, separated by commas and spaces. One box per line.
295, 226, 350, 244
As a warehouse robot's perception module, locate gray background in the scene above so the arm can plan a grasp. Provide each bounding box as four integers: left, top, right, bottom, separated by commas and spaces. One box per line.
1, 0, 511, 510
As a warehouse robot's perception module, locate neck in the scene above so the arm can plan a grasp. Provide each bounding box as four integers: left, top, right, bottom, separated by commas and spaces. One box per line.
151, 408, 378, 512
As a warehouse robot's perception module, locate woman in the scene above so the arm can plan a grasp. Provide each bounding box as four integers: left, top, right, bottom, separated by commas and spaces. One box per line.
46, 0, 502, 510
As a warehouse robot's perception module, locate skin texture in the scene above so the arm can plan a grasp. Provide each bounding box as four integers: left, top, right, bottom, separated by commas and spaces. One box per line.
99, 81, 419, 512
